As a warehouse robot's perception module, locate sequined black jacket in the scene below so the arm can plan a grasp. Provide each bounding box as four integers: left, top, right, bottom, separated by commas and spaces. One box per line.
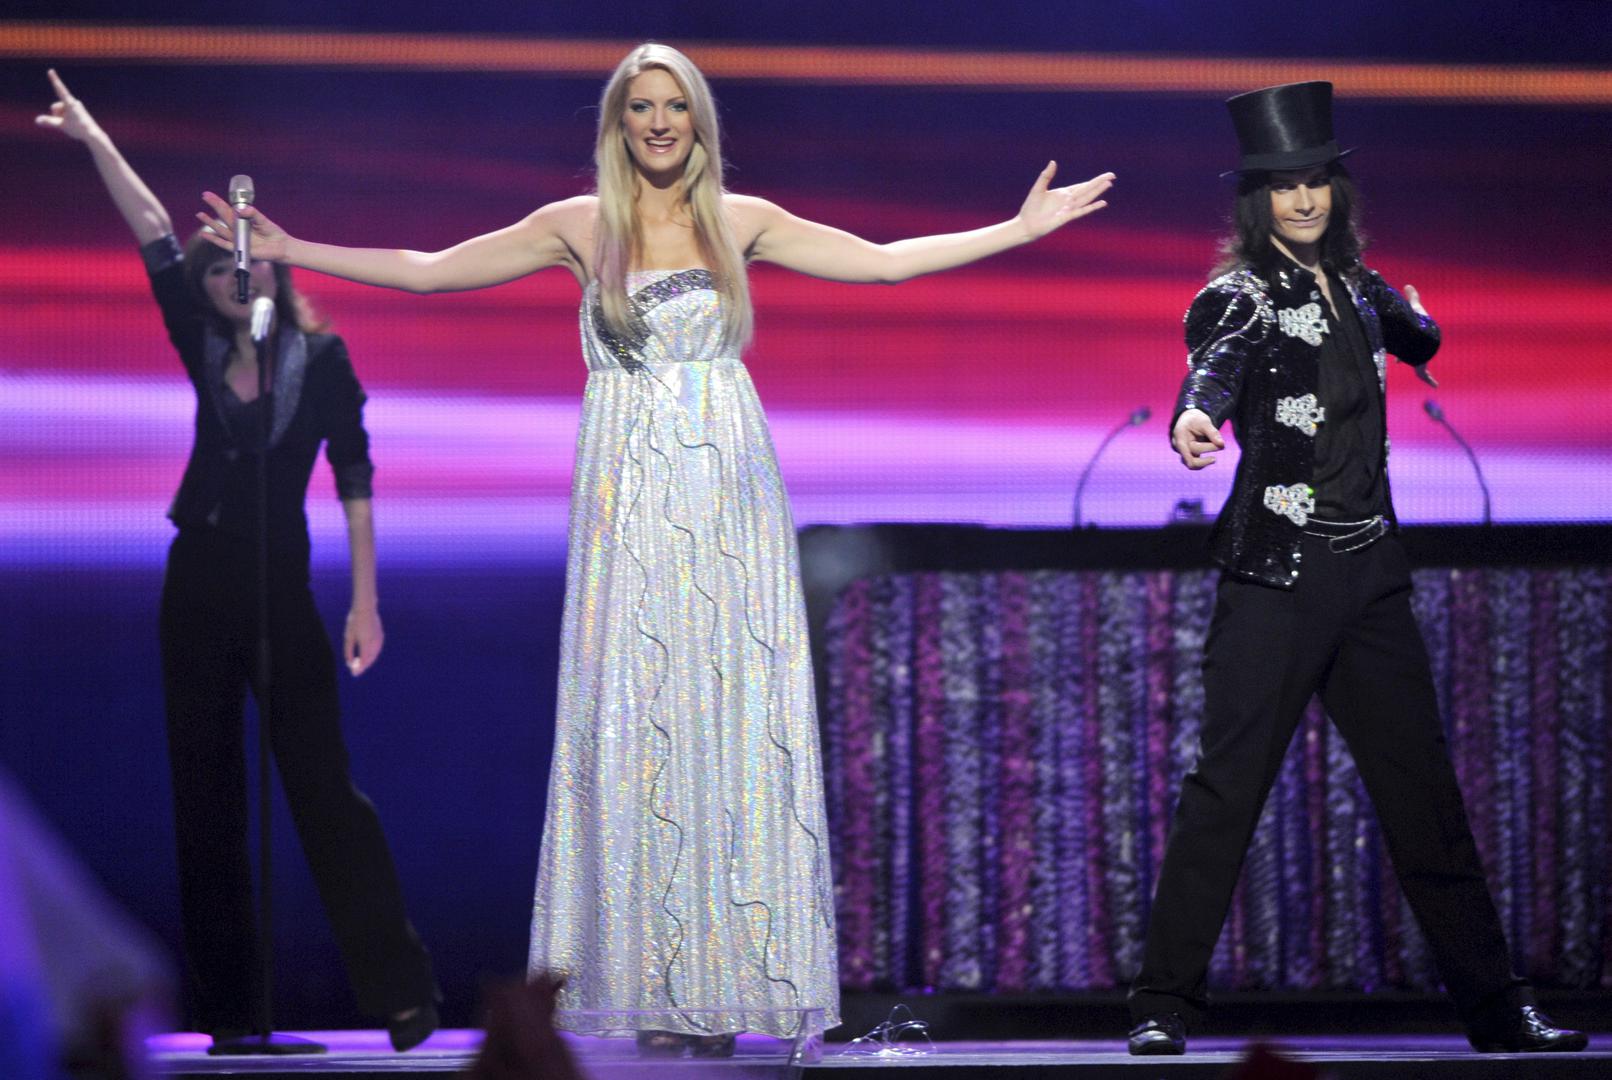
1174, 257, 1439, 588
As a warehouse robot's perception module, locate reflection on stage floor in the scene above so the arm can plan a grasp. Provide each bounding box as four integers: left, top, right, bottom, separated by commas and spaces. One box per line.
148, 1028, 1611, 1079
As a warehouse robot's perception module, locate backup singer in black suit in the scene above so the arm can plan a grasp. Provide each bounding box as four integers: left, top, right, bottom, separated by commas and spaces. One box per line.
38, 70, 439, 1051
1125, 81, 1586, 1057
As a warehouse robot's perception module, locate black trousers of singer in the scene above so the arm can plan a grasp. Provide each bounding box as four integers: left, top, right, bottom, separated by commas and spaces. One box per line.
159, 527, 435, 1033
1129, 533, 1528, 1028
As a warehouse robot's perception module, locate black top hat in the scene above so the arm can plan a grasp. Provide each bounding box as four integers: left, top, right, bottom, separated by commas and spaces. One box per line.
1224, 80, 1353, 175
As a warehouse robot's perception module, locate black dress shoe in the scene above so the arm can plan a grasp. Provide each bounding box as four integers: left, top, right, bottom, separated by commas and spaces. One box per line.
1468, 1005, 1588, 1053
388, 1001, 440, 1052
1128, 1012, 1186, 1055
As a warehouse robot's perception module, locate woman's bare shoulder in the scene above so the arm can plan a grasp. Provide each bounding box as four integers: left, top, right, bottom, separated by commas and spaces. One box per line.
722, 192, 784, 252
527, 194, 597, 229
723, 192, 782, 219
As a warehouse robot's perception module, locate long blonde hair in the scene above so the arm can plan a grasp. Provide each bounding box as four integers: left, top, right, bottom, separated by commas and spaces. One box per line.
593, 43, 753, 350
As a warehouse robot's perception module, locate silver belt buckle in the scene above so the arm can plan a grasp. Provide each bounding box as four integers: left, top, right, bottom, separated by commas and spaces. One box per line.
1327, 515, 1387, 553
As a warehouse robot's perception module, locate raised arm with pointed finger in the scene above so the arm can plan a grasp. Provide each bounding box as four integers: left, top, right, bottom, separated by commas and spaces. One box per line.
41, 66, 442, 1037
36, 68, 172, 244
734, 162, 1113, 283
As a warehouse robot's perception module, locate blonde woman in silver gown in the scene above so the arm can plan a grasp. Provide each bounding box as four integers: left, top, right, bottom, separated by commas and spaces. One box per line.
200, 43, 1114, 1052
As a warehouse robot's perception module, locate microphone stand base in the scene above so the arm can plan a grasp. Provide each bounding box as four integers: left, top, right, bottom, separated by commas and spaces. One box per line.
208, 1033, 327, 1056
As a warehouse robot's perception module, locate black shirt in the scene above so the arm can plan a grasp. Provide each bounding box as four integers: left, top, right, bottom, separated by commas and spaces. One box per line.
1311, 268, 1386, 520
221, 383, 271, 453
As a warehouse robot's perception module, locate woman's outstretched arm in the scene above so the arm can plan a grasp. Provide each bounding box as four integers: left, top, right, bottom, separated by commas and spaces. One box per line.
195, 192, 592, 294
36, 69, 172, 245
737, 162, 1113, 284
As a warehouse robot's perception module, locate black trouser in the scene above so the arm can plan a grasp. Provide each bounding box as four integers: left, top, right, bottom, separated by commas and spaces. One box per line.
159, 528, 434, 1032
1129, 533, 1527, 1028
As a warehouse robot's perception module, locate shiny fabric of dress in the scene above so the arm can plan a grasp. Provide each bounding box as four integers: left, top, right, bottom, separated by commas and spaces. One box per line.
528, 269, 841, 1038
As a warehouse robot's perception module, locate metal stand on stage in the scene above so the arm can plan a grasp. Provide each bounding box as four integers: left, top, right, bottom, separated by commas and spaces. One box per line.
207, 278, 324, 1058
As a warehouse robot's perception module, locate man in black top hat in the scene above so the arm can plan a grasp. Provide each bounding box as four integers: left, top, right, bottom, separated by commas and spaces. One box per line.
1124, 81, 1587, 1057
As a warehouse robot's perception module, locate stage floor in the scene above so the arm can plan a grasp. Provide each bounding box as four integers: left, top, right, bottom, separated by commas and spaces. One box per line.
148, 1029, 1611, 1079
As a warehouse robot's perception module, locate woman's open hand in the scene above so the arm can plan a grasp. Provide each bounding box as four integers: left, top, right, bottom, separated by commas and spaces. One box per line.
1016, 162, 1114, 240
197, 190, 293, 262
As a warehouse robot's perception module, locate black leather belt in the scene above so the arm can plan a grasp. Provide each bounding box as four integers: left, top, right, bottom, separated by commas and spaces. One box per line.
1302, 514, 1388, 553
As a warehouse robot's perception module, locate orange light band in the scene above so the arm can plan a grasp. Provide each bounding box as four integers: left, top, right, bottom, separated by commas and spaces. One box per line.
3, 23, 1608, 107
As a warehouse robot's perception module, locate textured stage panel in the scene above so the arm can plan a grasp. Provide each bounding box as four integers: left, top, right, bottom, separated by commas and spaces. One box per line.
822, 567, 1612, 994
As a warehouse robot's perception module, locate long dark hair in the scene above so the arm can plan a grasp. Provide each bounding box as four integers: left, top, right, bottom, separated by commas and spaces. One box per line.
182, 229, 327, 338
1211, 161, 1366, 280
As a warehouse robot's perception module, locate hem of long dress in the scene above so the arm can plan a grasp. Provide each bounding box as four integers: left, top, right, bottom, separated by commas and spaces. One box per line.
553, 1006, 841, 1039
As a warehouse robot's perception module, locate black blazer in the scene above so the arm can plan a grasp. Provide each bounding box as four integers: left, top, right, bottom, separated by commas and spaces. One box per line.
143, 235, 374, 563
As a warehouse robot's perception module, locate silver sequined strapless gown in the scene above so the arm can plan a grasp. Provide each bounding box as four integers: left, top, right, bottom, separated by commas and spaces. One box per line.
528, 270, 840, 1037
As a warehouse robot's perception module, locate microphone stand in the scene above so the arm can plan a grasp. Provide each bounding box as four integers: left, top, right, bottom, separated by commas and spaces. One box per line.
209, 303, 324, 1057
1072, 407, 1151, 528
1424, 400, 1492, 525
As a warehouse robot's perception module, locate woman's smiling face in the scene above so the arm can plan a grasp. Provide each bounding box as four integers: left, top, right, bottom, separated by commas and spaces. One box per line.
621, 67, 693, 177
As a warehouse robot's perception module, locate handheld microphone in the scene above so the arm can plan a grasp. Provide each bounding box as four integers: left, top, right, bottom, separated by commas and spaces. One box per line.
1073, 405, 1152, 528
228, 174, 255, 305
1424, 399, 1492, 525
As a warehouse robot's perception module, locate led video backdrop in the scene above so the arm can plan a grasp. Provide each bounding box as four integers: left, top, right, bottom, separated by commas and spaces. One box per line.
3, 25, 1609, 570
